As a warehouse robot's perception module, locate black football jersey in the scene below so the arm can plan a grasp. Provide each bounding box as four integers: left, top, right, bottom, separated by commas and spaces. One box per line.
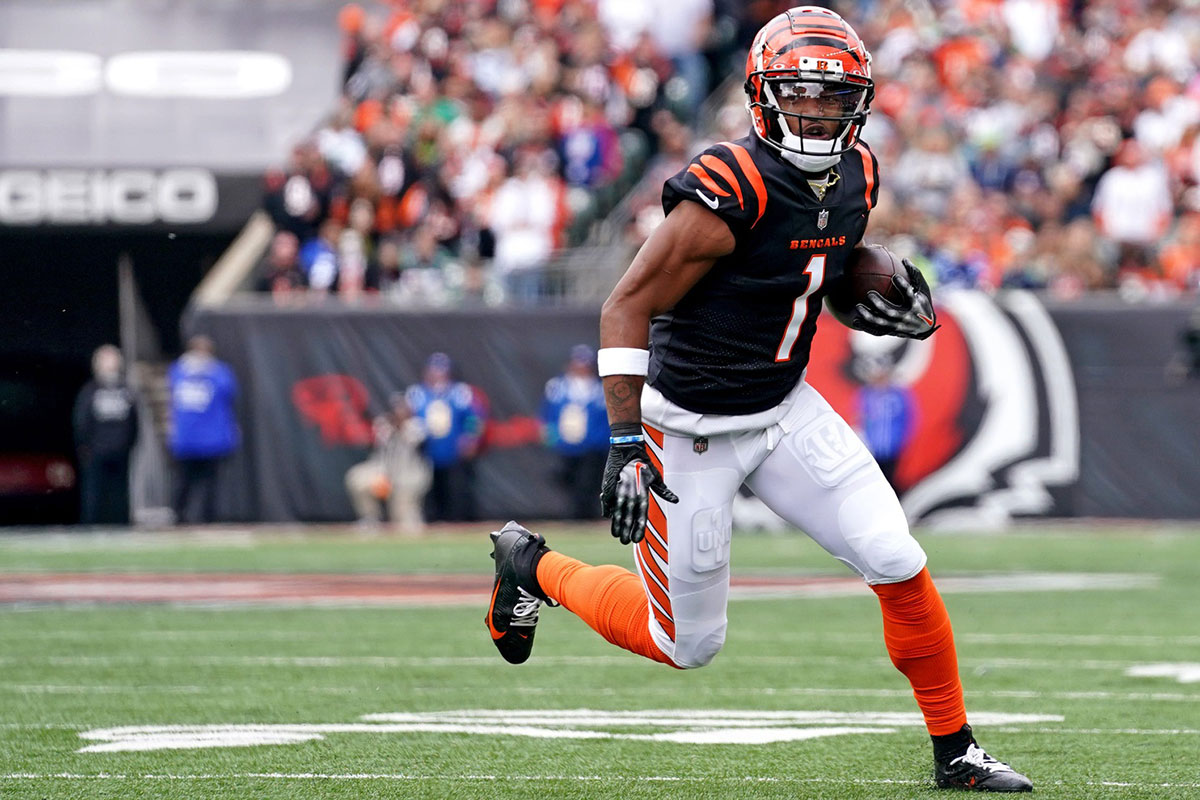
651, 133, 879, 415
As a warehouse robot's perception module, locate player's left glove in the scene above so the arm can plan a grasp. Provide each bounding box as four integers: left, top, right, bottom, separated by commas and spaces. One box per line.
600, 422, 679, 545
852, 259, 941, 340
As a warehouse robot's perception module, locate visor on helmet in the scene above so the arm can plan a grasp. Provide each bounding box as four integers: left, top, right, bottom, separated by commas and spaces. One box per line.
766, 79, 868, 141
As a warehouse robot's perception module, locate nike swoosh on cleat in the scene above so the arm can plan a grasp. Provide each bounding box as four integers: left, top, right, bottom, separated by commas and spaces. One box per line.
918, 314, 934, 326
694, 188, 719, 209
485, 581, 506, 640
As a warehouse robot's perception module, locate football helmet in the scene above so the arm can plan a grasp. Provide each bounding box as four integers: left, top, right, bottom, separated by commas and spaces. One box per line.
744, 6, 874, 172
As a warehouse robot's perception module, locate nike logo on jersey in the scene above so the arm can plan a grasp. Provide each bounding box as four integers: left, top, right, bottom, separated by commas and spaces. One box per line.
695, 188, 720, 209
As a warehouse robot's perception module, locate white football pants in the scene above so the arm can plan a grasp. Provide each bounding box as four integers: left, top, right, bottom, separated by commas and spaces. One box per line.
635, 379, 927, 668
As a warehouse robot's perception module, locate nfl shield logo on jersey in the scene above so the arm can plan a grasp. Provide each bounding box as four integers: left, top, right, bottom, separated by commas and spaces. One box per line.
817, 209, 829, 230
693, 436, 709, 454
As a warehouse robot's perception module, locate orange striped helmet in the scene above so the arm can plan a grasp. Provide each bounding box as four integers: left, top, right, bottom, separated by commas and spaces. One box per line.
744, 6, 873, 171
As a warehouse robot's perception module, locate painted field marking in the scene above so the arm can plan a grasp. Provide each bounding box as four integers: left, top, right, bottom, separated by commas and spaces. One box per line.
0, 654, 1176, 671
0, 684, 358, 695
75, 709, 1063, 752
0, 530, 263, 551
10, 629, 1200, 655
2, 773, 1200, 790
2, 629, 322, 641
0, 570, 1158, 607
4, 683, 1197, 707
730, 572, 1158, 600
405, 685, 1200, 703
740, 631, 1200, 648
1125, 663, 1200, 684
991, 727, 1200, 735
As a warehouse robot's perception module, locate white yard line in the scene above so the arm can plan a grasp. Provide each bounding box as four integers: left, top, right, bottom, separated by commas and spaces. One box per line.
744, 632, 1200, 648
0, 629, 322, 641
0, 570, 1160, 609
0, 654, 1167, 669
406, 685, 1200, 703
1, 773, 1198, 789
0, 684, 357, 695
2, 684, 1196, 703
6, 629, 1200, 647
991, 727, 1200, 735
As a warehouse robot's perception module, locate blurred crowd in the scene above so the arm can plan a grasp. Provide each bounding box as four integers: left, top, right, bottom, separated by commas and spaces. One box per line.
259, 0, 737, 306
858, 0, 1200, 298
260, 0, 1199, 305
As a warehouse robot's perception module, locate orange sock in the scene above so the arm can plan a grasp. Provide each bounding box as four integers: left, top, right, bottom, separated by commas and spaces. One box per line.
871, 567, 968, 735
536, 551, 676, 667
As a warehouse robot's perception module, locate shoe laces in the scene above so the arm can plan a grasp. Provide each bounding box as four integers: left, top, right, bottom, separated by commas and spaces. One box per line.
952, 743, 1013, 774
510, 587, 542, 627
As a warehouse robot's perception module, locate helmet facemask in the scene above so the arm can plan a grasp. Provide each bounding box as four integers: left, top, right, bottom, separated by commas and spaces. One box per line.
746, 48, 874, 171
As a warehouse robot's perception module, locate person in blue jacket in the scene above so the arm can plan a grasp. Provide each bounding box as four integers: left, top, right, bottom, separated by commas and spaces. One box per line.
405, 353, 483, 522
855, 358, 915, 492
168, 335, 240, 524
541, 344, 609, 519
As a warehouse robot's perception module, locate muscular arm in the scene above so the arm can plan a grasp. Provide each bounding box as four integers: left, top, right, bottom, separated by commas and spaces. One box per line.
600, 200, 736, 425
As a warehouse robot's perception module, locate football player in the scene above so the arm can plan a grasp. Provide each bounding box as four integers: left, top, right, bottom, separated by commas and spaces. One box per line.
486, 7, 1031, 792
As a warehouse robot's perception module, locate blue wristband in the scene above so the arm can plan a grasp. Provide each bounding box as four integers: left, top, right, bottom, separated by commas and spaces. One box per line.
609, 434, 644, 445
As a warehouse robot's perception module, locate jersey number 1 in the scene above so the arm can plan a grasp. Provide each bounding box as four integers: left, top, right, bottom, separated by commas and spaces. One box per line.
775, 254, 827, 362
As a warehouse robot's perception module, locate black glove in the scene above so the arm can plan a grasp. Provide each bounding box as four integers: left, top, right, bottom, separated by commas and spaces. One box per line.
852, 259, 940, 340
599, 422, 679, 545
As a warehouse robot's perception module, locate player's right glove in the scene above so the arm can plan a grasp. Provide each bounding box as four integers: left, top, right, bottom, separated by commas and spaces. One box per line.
852, 259, 941, 340
600, 422, 679, 545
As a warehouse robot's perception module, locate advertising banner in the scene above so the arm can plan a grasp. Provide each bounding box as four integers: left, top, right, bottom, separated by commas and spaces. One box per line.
189, 293, 1200, 524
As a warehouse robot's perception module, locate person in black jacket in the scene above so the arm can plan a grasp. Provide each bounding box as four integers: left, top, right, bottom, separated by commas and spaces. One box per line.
73, 345, 140, 525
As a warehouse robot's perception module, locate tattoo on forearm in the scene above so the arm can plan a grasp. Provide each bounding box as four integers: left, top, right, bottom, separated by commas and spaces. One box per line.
604, 376, 643, 424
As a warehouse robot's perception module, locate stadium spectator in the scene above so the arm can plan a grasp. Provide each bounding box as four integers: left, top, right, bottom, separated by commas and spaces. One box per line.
390, 226, 458, 305
854, 358, 916, 492
461, 382, 491, 523
1161, 213, 1200, 292
490, 149, 565, 303
168, 336, 240, 525
540, 344, 609, 519
263, 143, 332, 241
374, 238, 403, 294
255, 231, 307, 297
405, 353, 483, 523
345, 392, 431, 532
1092, 140, 1174, 283
73, 345, 139, 526
300, 217, 343, 293
558, 95, 622, 189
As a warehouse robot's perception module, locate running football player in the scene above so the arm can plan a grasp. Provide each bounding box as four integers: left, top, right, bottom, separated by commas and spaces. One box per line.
487, 7, 1032, 791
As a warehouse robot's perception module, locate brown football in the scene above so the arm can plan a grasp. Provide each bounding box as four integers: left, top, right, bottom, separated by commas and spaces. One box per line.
824, 244, 907, 328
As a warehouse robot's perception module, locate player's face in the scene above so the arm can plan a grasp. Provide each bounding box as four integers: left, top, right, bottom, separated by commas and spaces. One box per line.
772, 81, 864, 140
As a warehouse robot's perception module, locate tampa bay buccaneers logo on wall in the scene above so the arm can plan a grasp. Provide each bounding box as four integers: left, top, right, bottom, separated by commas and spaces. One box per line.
803, 290, 1080, 526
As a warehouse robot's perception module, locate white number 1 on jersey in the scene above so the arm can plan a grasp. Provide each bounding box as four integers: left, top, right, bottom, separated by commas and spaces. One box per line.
774, 253, 827, 362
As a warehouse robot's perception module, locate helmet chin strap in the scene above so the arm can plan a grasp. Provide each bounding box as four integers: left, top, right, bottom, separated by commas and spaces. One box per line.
777, 124, 843, 172
779, 142, 842, 173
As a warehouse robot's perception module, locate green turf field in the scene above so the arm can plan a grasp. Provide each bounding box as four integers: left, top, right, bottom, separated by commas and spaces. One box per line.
1, 523, 1199, 799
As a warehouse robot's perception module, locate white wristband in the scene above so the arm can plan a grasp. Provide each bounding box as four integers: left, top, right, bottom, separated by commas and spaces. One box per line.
597, 347, 650, 377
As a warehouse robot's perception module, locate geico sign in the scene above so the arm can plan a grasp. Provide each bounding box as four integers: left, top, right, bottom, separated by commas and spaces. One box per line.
0, 50, 292, 98
0, 170, 218, 225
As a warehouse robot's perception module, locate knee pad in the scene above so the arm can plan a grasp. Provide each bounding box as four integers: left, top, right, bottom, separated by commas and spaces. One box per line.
838, 481, 927, 584
669, 621, 727, 669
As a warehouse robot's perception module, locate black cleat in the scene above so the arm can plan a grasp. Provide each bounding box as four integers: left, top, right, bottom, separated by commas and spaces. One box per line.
935, 742, 1033, 792
484, 521, 553, 665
